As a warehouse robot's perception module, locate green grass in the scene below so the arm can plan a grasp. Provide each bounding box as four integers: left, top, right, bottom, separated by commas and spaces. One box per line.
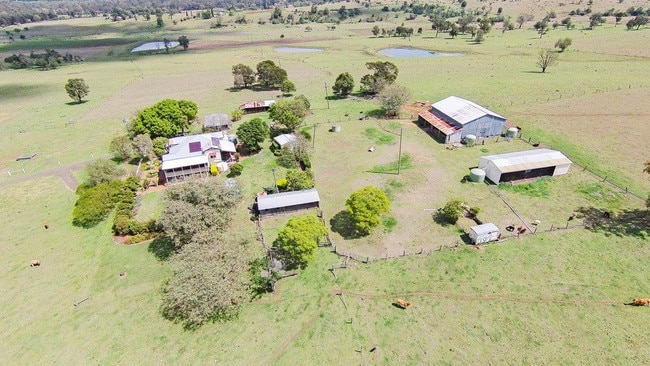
364, 127, 395, 145
498, 177, 552, 197
135, 191, 163, 221
2, 6, 650, 364
369, 154, 412, 173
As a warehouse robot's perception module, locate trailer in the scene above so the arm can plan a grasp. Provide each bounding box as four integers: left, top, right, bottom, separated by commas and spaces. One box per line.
469, 223, 500, 244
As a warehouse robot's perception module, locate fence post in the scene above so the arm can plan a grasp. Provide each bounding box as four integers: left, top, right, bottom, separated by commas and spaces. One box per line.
565, 221, 569, 229
602, 176, 607, 182
551, 225, 554, 231
402, 250, 406, 257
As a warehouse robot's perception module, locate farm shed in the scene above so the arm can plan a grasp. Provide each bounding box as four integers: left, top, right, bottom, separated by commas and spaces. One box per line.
240, 100, 275, 114
256, 189, 320, 217
418, 96, 507, 144
469, 223, 500, 244
203, 113, 231, 132
273, 133, 297, 149
478, 148, 572, 184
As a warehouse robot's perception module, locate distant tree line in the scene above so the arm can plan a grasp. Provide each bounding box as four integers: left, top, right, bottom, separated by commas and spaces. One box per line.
3, 49, 82, 70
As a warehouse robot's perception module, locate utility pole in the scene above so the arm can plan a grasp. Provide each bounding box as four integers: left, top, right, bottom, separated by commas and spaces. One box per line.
324, 82, 330, 109
312, 124, 316, 148
271, 168, 278, 193
397, 127, 403, 175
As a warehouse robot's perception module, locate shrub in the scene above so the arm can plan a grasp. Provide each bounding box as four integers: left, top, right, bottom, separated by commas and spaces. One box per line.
113, 215, 131, 235
128, 220, 147, 235
72, 180, 124, 228
276, 178, 288, 191
440, 199, 465, 224
228, 163, 243, 177
210, 162, 219, 176
469, 206, 481, 218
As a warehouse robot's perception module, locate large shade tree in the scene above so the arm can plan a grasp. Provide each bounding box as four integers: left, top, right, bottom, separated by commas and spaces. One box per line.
232, 63, 256, 88
236, 117, 269, 153
273, 215, 327, 269
130, 99, 198, 139
345, 186, 391, 235
65, 78, 90, 103
256, 60, 288, 88
360, 61, 398, 95
332, 72, 354, 96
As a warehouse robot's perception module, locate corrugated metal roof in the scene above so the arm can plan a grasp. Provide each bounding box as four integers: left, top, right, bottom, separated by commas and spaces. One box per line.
482, 148, 572, 173
239, 100, 276, 109
432, 96, 505, 125
273, 133, 297, 147
470, 223, 499, 236
203, 113, 230, 127
164, 132, 231, 160
257, 189, 320, 210
161, 155, 209, 170
418, 110, 459, 135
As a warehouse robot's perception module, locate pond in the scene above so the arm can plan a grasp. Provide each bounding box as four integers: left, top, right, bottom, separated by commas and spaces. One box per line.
275, 47, 322, 53
131, 41, 180, 53
378, 48, 464, 58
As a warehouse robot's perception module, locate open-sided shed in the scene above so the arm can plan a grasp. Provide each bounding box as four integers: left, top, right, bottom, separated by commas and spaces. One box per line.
479, 148, 572, 184
256, 189, 320, 217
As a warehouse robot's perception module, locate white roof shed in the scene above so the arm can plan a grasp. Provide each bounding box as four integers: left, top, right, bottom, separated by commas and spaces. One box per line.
273, 134, 297, 148
257, 189, 320, 211
479, 148, 572, 184
469, 223, 500, 244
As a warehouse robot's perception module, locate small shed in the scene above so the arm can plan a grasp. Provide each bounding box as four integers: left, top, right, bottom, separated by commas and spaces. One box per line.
479, 148, 572, 184
240, 100, 276, 114
469, 223, 500, 244
203, 113, 232, 132
256, 189, 320, 217
273, 133, 297, 149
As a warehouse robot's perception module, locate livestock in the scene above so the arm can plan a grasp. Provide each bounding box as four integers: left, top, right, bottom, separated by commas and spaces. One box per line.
395, 299, 411, 309
30, 259, 40, 267
633, 298, 650, 306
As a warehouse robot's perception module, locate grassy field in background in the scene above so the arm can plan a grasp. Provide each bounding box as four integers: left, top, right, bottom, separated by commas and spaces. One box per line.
1, 0, 649, 363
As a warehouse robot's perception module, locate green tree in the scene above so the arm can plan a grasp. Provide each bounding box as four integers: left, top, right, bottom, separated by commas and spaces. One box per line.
65, 78, 89, 103
475, 29, 485, 43
232, 63, 256, 88
152, 136, 168, 157
177, 35, 189, 50
449, 24, 459, 38
280, 79, 296, 96
332, 72, 354, 96
130, 99, 198, 139
256, 60, 287, 88
360, 61, 399, 95
345, 186, 391, 235
72, 180, 125, 228
273, 215, 327, 269
268, 97, 309, 131
372, 25, 380, 37
561, 17, 573, 29
626, 15, 648, 30
236, 117, 269, 153
378, 84, 412, 117
161, 228, 251, 328
536, 49, 559, 73
555, 37, 573, 52
157, 179, 240, 249
439, 199, 465, 224
156, 14, 164, 27
534, 18, 550, 38
85, 159, 125, 187
133, 134, 155, 161
589, 13, 606, 29
109, 135, 134, 161
228, 163, 243, 177
285, 169, 315, 191
517, 13, 534, 29
231, 109, 244, 122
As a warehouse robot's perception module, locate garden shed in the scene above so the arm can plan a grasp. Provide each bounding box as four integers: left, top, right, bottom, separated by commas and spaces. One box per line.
273, 133, 297, 149
256, 189, 320, 217
469, 223, 500, 244
478, 148, 572, 184
418, 96, 507, 144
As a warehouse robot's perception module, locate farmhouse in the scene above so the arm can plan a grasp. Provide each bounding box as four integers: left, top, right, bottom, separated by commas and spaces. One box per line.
256, 189, 320, 217
203, 113, 232, 132
478, 148, 572, 184
273, 133, 297, 149
418, 96, 507, 144
160, 132, 236, 183
240, 100, 276, 114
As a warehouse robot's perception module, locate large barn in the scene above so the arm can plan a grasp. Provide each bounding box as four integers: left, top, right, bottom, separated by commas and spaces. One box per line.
478, 148, 572, 184
256, 189, 320, 217
418, 96, 507, 144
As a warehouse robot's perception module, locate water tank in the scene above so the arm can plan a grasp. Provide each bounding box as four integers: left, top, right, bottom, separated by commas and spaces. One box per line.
331, 124, 341, 133
469, 168, 486, 183
506, 127, 519, 138
465, 134, 476, 147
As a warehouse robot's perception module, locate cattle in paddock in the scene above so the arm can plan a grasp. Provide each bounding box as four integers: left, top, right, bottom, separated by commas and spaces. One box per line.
394, 299, 411, 309
30, 260, 40, 267
633, 298, 650, 306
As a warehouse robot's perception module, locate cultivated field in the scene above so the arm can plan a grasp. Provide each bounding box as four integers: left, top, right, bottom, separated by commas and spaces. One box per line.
1, 0, 649, 364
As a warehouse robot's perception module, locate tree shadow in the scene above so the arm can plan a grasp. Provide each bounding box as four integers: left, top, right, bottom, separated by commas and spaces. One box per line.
522, 70, 543, 74
329, 210, 362, 239
148, 236, 176, 261
365, 109, 384, 118
65, 100, 88, 106
578, 206, 649, 238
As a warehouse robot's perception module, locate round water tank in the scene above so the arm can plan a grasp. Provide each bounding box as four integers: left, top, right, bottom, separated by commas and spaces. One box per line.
506, 127, 518, 138
469, 168, 486, 183
332, 124, 341, 133
465, 134, 476, 147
